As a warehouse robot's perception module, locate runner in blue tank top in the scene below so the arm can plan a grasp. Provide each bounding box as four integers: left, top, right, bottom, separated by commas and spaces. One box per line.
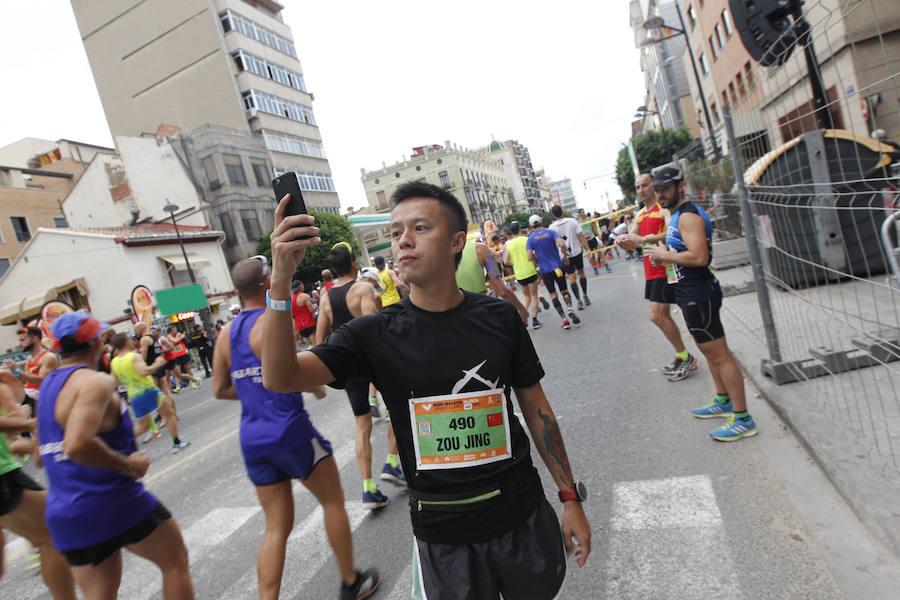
645, 164, 757, 442
212, 255, 379, 600
37, 312, 194, 598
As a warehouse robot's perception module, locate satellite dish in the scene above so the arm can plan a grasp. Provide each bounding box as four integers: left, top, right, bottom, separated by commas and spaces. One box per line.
729, 0, 802, 67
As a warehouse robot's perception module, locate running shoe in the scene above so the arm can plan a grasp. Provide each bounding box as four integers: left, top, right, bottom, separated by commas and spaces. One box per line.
171, 441, 192, 454
190, 381, 200, 389
340, 568, 380, 600
380, 462, 406, 486
172, 386, 182, 394
583, 295, 591, 306
142, 430, 162, 444
661, 357, 679, 375
532, 318, 544, 330
692, 400, 733, 418
710, 415, 758, 441
561, 319, 571, 330
567, 307, 581, 326
665, 354, 698, 381
577, 300, 584, 310
362, 488, 389, 509
539, 297, 550, 309
369, 397, 381, 418
26, 548, 41, 569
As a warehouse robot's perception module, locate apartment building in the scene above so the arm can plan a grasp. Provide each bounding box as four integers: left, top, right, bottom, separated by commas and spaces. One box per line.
70, 0, 340, 211
484, 140, 543, 211
549, 179, 578, 214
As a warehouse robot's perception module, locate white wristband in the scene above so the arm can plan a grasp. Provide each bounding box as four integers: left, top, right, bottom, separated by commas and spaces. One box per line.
266, 290, 290, 312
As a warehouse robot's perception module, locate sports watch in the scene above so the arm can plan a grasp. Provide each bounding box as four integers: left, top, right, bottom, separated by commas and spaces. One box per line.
558, 481, 587, 503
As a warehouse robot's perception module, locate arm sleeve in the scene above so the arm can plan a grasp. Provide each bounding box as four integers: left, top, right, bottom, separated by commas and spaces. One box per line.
508, 305, 544, 388
309, 315, 379, 386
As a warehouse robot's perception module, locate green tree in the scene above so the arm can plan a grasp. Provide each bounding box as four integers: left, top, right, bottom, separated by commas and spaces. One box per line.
615, 127, 694, 201
256, 210, 360, 287
501, 212, 533, 228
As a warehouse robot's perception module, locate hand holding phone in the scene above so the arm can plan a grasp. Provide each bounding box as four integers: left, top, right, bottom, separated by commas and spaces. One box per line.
272, 172, 308, 219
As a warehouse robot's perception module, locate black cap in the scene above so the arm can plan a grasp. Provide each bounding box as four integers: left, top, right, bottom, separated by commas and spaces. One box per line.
509, 221, 520, 234
651, 163, 683, 187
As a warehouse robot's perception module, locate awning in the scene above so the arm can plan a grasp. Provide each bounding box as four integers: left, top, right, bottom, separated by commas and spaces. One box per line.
0, 277, 89, 325
158, 253, 212, 272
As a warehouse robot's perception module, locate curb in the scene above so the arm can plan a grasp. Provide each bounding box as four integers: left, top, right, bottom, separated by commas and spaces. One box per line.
730, 344, 900, 562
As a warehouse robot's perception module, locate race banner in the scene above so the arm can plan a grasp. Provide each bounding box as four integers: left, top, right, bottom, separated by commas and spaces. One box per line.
39, 300, 75, 350
131, 285, 156, 328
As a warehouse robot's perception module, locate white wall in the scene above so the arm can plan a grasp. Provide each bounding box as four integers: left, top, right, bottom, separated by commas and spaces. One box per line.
62, 153, 133, 227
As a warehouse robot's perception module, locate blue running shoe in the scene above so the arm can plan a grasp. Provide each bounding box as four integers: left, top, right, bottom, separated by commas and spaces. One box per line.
692, 400, 733, 418
362, 488, 389, 510
380, 462, 406, 486
532, 318, 544, 330
710, 415, 758, 441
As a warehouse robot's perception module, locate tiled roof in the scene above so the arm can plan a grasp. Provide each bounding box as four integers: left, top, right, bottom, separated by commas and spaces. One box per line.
63, 223, 222, 241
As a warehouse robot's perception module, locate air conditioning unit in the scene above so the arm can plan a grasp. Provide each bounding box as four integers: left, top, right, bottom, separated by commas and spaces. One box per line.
246, 108, 259, 119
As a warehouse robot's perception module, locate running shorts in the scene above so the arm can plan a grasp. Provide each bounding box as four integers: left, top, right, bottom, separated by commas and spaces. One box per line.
175, 354, 190, 366
299, 325, 316, 339
244, 436, 333, 486
0, 468, 43, 516
645, 277, 676, 304
516, 274, 538, 286
130, 388, 160, 419
61, 502, 172, 566
540, 272, 567, 295
563, 253, 584, 274
412, 497, 566, 600
679, 295, 725, 343
587, 237, 598, 251
345, 379, 372, 417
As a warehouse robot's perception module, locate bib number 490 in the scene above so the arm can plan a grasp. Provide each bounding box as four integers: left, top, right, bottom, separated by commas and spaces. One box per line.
448, 416, 476, 430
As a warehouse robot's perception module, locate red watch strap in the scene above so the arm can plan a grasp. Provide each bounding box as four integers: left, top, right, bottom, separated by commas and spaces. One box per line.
558, 487, 579, 503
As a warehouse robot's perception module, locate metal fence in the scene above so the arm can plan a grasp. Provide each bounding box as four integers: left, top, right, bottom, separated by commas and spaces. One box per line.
676, 0, 900, 469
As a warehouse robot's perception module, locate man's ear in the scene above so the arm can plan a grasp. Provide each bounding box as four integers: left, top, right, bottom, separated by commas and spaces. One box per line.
450, 230, 467, 257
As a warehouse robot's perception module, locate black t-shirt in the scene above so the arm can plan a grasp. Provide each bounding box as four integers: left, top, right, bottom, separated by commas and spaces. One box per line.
311, 291, 546, 544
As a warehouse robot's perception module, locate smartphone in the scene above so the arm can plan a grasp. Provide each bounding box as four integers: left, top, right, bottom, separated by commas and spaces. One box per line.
272, 172, 312, 238
272, 171, 308, 217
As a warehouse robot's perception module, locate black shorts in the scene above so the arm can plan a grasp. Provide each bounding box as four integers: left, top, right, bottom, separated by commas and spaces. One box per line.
540, 271, 566, 294
175, 354, 190, 366
299, 325, 316, 339
0, 468, 43, 516
345, 379, 371, 417
587, 237, 598, 250
563, 253, 584, 274
645, 277, 676, 304
516, 274, 538, 286
413, 497, 566, 600
61, 502, 172, 566
679, 295, 725, 343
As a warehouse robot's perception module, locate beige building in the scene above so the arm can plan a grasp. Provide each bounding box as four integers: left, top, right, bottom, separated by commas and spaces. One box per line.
359, 143, 514, 257
70, 0, 340, 211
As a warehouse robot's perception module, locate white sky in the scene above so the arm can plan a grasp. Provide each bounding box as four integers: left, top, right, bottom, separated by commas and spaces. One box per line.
1, 1, 644, 214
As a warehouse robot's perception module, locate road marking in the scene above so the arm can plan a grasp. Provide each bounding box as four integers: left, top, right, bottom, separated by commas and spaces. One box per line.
145, 427, 239, 484
605, 475, 741, 599
385, 559, 414, 599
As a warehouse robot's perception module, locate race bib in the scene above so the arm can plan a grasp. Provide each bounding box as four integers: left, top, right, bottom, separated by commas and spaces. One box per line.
409, 389, 512, 471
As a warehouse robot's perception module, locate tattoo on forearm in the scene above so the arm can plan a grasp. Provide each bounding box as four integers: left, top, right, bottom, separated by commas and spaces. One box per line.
537, 407, 573, 487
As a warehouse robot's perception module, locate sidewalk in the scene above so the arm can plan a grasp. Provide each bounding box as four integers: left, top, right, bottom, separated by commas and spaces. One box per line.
715, 264, 900, 560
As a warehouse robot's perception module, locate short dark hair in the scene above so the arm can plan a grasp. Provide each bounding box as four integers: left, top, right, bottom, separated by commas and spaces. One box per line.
291, 280, 302, 294
18, 326, 42, 340
509, 222, 520, 234
374, 255, 386, 268
111, 332, 131, 350
550, 205, 563, 218
328, 243, 354, 277
391, 181, 467, 267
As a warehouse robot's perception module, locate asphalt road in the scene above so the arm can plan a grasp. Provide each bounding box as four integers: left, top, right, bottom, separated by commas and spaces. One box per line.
5, 259, 900, 599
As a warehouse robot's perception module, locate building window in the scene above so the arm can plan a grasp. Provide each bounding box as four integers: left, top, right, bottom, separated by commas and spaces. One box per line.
722, 90, 729, 107
728, 82, 738, 104
438, 171, 451, 189
10, 217, 30, 242
202, 156, 220, 190
687, 5, 697, 30
0, 258, 8, 278
736, 72, 746, 97
220, 213, 237, 245
231, 50, 306, 92
722, 9, 733, 36
241, 209, 262, 242
376, 190, 387, 210
745, 61, 755, 89
709, 36, 719, 59
223, 155, 247, 186
710, 102, 720, 124
273, 169, 335, 191
714, 23, 725, 49
242, 89, 316, 125
261, 133, 326, 159
252, 161, 269, 187
53, 217, 68, 227
219, 10, 296, 58
699, 52, 710, 74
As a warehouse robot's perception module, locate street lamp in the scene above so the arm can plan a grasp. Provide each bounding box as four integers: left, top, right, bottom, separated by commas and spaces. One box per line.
164, 201, 213, 339
641, 6, 722, 162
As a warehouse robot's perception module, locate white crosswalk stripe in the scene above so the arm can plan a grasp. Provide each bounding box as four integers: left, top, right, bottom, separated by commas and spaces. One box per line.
604, 475, 741, 599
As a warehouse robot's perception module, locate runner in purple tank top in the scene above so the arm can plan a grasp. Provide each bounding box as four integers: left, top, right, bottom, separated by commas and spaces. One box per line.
212, 256, 379, 600
37, 312, 194, 599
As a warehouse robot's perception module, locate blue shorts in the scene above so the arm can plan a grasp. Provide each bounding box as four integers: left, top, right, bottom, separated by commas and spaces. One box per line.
244, 436, 333, 486
131, 388, 160, 419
